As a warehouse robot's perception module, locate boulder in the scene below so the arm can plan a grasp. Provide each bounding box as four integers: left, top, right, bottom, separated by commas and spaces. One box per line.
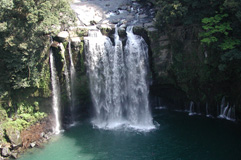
40, 132, 45, 138
57, 31, 69, 42
109, 19, 120, 24
30, 142, 36, 148
71, 37, 82, 47
144, 22, 154, 29
97, 24, 112, 30
1, 147, 11, 157
118, 27, 126, 38
11, 152, 18, 159
139, 14, 148, 19
0, 127, 5, 143
51, 41, 60, 48
0, 109, 7, 121
146, 27, 158, 32
5, 128, 22, 147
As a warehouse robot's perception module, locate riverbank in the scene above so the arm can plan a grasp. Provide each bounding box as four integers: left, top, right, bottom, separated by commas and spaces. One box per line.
0, 115, 54, 159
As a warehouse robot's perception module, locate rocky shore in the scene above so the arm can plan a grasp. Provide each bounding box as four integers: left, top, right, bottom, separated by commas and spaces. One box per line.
71, 0, 157, 32
0, 116, 54, 159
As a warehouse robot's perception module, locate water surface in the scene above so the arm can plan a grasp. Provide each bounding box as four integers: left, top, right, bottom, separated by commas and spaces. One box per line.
20, 110, 241, 160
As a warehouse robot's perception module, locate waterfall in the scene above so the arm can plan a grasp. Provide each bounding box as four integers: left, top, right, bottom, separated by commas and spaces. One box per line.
218, 97, 235, 121
60, 43, 71, 101
188, 101, 195, 116
84, 26, 155, 130
125, 26, 154, 128
68, 41, 76, 121
49, 48, 61, 134
220, 97, 225, 115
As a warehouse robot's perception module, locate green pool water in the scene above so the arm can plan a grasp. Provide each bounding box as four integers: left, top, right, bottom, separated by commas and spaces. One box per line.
19, 110, 241, 160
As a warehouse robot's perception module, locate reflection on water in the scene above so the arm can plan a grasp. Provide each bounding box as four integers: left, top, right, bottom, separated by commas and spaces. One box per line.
20, 110, 241, 160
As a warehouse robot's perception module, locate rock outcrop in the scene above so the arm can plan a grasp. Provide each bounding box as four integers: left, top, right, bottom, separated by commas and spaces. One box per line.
5, 128, 22, 147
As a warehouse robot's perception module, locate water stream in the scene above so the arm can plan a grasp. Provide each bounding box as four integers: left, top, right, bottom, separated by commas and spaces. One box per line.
49, 48, 61, 134
218, 97, 235, 121
84, 26, 154, 130
68, 41, 77, 122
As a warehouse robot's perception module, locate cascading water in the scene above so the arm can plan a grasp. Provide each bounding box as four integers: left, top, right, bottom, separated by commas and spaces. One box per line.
188, 101, 195, 116
218, 97, 235, 121
84, 26, 155, 130
125, 26, 154, 129
68, 41, 76, 121
49, 48, 61, 134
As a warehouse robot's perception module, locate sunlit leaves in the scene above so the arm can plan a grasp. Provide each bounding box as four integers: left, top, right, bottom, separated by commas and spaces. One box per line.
220, 38, 240, 50
0, 0, 75, 93
0, 0, 13, 10
199, 13, 239, 50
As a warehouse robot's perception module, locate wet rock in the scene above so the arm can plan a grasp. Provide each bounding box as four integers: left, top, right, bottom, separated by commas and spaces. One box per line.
2, 147, 11, 157
40, 132, 45, 138
90, 20, 97, 25
146, 27, 158, 32
0, 109, 7, 121
57, 31, 69, 42
0, 127, 4, 143
5, 128, 22, 147
120, 5, 128, 10
51, 41, 59, 48
71, 37, 82, 47
118, 27, 126, 37
30, 142, 36, 148
43, 134, 50, 140
97, 24, 112, 30
110, 19, 120, 24
144, 22, 154, 29
119, 23, 126, 29
139, 14, 148, 19
126, 15, 134, 21
11, 152, 18, 159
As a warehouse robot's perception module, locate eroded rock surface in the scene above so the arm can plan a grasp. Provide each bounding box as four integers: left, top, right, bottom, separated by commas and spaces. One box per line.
71, 0, 156, 31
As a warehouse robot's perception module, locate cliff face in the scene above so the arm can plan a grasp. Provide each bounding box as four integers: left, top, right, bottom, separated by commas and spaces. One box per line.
147, 23, 241, 119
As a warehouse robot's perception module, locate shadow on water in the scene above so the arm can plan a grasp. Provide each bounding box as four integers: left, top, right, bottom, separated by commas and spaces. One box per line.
20, 110, 241, 160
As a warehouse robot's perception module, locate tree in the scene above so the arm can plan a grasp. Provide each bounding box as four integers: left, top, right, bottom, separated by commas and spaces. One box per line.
0, 0, 76, 110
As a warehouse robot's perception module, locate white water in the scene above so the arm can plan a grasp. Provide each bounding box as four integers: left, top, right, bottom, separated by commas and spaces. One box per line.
218, 97, 235, 121
188, 101, 195, 116
68, 41, 76, 120
84, 26, 155, 130
49, 48, 61, 134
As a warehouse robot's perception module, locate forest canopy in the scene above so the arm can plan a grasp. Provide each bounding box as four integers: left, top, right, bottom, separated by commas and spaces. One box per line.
153, 0, 241, 105
0, 0, 75, 111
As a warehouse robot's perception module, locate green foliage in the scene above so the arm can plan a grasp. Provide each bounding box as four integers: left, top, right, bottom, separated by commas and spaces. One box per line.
0, 0, 75, 115
3, 119, 28, 131
34, 112, 47, 119
155, 0, 222, 29
1, 111, 47, 131
155, 0, 188, 27
153, 0, 241, 109
200, 13, 240, 50
219, 37, 240, 50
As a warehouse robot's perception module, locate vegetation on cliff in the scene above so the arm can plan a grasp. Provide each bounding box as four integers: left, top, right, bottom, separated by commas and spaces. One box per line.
0, 0, 75, 113
0, 0, 76, 154
151, 0, 241, 115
